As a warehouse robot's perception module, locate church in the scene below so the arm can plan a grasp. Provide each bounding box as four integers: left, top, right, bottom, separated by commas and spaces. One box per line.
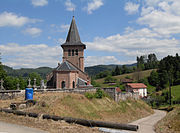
47, 16, 91, 89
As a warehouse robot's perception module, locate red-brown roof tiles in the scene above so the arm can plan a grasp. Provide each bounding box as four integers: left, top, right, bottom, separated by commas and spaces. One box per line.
127, 83, 147, 89
116, 87, 121, 92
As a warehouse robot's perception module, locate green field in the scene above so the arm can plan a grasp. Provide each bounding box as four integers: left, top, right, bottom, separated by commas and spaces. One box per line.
95, 69, 155, 88
172, 85, 180, 101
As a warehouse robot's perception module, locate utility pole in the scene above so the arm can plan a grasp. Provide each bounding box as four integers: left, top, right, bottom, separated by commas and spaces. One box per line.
168, 70, 173, 106
169, 80, 172, 106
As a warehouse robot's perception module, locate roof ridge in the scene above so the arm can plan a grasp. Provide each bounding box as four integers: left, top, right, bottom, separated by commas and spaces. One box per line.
65, 61, 71, 70
66, 60, 88, 75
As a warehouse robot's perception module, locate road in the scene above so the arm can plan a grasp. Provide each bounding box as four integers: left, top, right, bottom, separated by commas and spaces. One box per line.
0, 110, 166, 133
125, 110, 166, 133
0, 121, 48, 133
99, 110, 166, 133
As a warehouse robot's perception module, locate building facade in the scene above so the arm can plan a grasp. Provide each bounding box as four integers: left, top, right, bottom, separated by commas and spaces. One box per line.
126, 83, 147, 98
47, 17, 91, 89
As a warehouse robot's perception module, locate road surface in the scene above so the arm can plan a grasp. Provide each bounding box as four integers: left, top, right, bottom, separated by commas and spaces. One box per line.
99, 110, 166, 133
125, 110, 166, 133
0, 121, 48, 133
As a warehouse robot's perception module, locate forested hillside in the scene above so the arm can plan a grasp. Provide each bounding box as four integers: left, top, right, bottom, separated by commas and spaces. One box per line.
3, 63, 137, 79
85, 63, 136, 76
3, 65, 53, 79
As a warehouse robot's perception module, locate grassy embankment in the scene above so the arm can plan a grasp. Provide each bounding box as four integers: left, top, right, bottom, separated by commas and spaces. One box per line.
155, 106, 180, 133
154, 85, 180, 133
0, 92, 153, 124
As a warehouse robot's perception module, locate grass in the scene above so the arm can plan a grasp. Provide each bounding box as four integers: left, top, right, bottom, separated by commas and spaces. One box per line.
147, 84, 156, 95
95, 69, 155, 88
172, 85, 180, 101
155, 106, 180, 133
18, 92, 154, 123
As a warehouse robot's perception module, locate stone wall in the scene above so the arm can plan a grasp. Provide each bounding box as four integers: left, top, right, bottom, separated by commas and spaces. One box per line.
0, 88, 139, 101
0, 90, 25, 100
0, 88, 96, 100
102, 87, 140, 102
115, 92, 139, 101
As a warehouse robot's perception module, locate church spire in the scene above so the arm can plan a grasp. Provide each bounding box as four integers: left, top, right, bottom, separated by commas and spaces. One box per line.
61, 16, 86, 49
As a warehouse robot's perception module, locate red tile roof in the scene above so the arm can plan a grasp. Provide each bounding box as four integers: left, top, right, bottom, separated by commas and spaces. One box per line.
116, 87, 121, 92
127, 83, 147, 89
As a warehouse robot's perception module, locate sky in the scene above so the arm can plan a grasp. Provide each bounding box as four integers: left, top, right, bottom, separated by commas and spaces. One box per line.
0, 0, 180, 69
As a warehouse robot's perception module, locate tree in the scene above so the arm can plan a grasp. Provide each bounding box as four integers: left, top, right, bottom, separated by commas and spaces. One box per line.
148, 70, 159, 87
137, 54, 158, 70
114, 65, 120, 75
0, 53, 7, 80
122, 65, 128, 74
104, 75, 116, 83
28, 72, 42, 86
19, 77, 27, 89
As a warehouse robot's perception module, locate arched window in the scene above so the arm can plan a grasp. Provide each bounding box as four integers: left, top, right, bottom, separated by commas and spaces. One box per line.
73, 81, 75, 88
68, 49, 71, 56
61, 81, 66, 89
72, 49, 74, 56
75, 49, 78, 55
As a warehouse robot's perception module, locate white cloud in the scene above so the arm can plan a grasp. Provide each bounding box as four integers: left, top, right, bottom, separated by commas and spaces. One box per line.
0, 12, 40, 27
124, 2, 139, 15
84, 0, 104, 14
144, 0, 162, 7
65, 0, 76, 11
85, 56, 135, 67
85, 56, 120, 66
23, 27, 42, 36
0, 43, 62, 68
86, 28, 180, 59
60, 24, 69, 32
132, 0, 180, 36
50, 24, 69, 32
31, 0, 48, 7
138, 5, 180, 35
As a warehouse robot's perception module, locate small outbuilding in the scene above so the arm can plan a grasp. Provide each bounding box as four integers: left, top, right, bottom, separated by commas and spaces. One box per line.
126, 83, 147, 98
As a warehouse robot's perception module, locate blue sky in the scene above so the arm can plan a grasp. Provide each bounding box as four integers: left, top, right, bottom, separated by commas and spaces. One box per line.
0, 0, 180, 68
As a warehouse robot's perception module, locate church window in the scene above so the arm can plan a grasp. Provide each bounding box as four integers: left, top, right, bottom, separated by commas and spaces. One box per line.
72, 49, 74, 56
75, 49, 78, 55
61, 81, 66, 89
73, 81, 75, 88
68, 49, 71, 56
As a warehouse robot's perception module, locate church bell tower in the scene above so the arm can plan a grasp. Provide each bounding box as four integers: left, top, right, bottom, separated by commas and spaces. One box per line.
61, 16, 86, 72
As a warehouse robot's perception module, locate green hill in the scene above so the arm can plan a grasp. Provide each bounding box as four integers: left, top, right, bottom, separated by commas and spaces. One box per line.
3, 65, 53, 79
95, 69, 154, 88
85, 63, 136, 76
3, 63, 137, 79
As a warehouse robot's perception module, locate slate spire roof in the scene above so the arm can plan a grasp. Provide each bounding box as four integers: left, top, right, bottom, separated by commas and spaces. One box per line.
61, 16, 86, 48
56, 61, 77, 71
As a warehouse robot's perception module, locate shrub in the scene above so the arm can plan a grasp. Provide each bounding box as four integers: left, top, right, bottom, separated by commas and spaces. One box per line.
85, 92, 94, 99
85, 89, 109, 99
94, 88, 103, 98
